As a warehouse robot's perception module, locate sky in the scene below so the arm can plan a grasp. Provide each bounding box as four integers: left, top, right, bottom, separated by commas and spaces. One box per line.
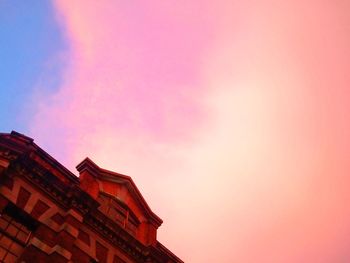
1, 1, 350, 262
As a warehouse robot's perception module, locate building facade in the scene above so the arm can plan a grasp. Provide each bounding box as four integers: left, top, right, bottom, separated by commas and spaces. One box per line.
0, 131, 183, 263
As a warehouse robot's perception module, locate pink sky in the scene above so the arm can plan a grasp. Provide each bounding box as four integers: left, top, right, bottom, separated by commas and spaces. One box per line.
30, 1, 350, 262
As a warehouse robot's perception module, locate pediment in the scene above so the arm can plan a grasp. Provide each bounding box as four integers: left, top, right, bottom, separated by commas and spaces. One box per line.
76, 158, 162, 228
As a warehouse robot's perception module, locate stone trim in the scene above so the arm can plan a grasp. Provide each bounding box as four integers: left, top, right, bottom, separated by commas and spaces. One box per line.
67, 209, 83, 222
59, 223, 79, 238
30, 237, 72, 260
0, 176, 21, 203
23, 191, 40, 213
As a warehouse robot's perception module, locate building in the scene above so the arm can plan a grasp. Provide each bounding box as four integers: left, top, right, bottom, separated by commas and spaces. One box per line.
0, 131, 183, 263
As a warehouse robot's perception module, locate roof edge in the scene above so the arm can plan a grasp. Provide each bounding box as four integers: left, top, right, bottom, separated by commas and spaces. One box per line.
76, 157, 100, 178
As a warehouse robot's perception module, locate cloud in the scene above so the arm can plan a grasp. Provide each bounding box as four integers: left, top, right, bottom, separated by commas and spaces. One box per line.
30, 0, 350, 262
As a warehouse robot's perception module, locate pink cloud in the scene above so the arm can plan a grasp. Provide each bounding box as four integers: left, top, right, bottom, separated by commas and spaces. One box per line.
30, 0, 350, 262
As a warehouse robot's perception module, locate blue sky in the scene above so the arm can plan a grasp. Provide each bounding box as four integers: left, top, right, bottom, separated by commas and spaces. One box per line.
0, 1, 66, 132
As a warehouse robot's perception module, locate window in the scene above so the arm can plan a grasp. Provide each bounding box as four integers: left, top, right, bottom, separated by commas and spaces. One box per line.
0, 203, 38, 262
98, 194, 140, 235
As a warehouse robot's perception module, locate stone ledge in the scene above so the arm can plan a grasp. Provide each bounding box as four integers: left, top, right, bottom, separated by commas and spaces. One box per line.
30, 237, 72, 260
44, 217, 79, 238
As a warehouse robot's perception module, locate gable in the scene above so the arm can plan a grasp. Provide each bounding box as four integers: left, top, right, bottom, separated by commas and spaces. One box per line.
77, 158, 162, 225
76, 158, 162, 245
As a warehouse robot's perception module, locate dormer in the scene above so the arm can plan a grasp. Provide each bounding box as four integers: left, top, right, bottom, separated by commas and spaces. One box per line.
76, 158, 162, 246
